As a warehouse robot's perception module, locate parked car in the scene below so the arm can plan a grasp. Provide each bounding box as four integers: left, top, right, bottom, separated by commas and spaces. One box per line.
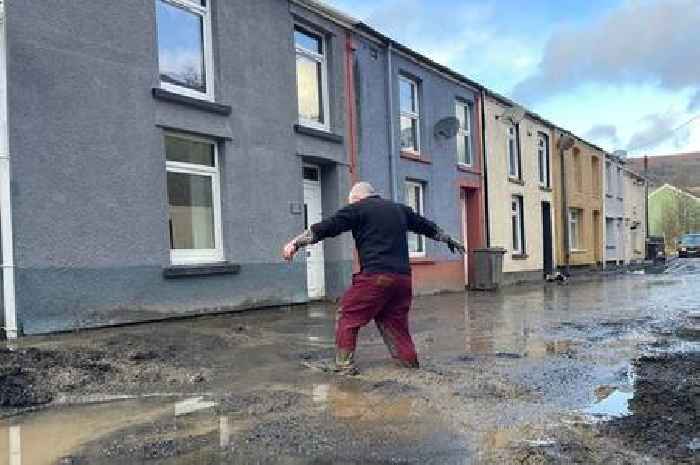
678, 234, 700, 258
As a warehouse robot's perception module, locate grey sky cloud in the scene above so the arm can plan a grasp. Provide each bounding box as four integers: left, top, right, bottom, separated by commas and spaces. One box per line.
584, 124, 620, 147
513, 0, 700, 103
626, 113, 690, 152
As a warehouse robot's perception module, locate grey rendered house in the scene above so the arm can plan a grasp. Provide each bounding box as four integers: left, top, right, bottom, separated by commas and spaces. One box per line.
603, 152, 626, 266
0, 0, 357, 337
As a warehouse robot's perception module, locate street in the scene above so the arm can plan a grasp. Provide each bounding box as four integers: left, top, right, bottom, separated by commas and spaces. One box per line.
1, 261, 698, 464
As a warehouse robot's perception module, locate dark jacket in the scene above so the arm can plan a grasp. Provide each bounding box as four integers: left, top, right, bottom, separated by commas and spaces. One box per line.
310, 196, 440, 275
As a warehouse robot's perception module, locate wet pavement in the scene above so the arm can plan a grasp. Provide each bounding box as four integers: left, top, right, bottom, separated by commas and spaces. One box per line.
1, 259, 699, 464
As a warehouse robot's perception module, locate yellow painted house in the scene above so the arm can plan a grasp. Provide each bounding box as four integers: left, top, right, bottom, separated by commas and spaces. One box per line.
552, 136, 605, 270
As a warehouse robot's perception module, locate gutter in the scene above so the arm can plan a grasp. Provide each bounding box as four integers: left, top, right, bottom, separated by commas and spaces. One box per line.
0, 7, 17, 339
386, 42, 397, 201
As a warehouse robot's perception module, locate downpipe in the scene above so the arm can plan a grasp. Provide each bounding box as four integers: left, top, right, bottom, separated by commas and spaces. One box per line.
0, 8, 17, 339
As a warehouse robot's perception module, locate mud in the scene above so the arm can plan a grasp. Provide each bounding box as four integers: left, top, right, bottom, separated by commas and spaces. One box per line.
1, 265, 699, 464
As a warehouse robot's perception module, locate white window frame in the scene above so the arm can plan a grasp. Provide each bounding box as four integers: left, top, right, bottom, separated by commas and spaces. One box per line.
537, 132, 550, 187
511, 196, 524, 255
456, 100, 472, 167
156, 0, 215, 101
165, 133, 224, 265
568, 208, 583, 252
295, 24, 330, 131
507, 124, 520, 179
405, 180, 425, 257
399, 76, 421, 154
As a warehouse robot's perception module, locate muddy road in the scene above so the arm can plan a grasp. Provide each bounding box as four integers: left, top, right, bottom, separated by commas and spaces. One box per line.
1, 264, 698, 464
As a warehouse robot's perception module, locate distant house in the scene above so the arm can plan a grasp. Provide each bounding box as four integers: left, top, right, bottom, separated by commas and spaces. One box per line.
648, 184, 700, 249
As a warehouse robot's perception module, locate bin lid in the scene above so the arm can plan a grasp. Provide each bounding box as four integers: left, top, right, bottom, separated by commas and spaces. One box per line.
473, 247, 507, 254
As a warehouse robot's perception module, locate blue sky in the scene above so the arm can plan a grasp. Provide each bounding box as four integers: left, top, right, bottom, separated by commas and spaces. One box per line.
325, 0, 700, 157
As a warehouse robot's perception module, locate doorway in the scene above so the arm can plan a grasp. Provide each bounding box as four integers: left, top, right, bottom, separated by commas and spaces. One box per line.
542, 202, 553, 276
303, 165, 326, 300
460, 189, 470, 286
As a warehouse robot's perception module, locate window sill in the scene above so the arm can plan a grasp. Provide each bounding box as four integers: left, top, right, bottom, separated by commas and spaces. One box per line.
508, 177, 525, 186
410, 257, 435, 265
570, 249, 588, 255
401, 151, 431, 164
152, 88, 232, 115
616, 196, 624, 201
605, 193, 614, 198
294, 124, 343, 144
539, 186, 552, 192
511, 254, 529, 260
457, 164, 479, 174
163, 262, 241, 279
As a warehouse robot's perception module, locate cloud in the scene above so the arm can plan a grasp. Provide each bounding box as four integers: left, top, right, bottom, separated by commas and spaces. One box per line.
626, 113, 690, 152
584, 124, 620, 147
688, 90, 700, 112
513, 0, 700, 103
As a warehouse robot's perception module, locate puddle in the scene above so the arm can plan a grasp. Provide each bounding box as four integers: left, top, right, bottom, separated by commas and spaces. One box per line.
584, 388, 634, 418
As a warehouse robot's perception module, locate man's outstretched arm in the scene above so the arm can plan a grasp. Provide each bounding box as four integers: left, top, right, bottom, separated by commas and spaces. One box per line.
283, 205, 356, 261
405, 207, 466, 255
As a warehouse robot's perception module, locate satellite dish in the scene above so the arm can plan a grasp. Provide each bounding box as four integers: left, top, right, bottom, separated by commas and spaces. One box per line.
434, 116, 460, 139
499, 106, 526, 125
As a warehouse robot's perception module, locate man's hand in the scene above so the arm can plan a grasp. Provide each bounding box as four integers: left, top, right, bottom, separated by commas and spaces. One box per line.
446, 237, 466, 255
282, 241, 298, 261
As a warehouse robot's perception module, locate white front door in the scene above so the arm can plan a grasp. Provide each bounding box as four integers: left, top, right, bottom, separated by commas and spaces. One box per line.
303, 166, 326, 300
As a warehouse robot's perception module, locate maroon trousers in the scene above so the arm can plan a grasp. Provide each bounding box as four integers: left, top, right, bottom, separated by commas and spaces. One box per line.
336, 273, 418, 367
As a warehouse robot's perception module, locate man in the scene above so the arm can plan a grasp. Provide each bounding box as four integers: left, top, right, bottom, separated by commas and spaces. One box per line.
283, 182, 465, 374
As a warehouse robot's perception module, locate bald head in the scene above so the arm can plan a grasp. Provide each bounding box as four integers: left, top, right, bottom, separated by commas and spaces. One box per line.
348, 182, 378, 204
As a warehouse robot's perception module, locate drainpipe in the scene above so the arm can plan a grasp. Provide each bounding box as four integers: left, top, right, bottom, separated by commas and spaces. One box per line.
560, 136, 571, 277
644, 155, 649, 243
0, 9, 17, 339
480, 89, 490, 247
344, 31, 358, 184
386, 42, 397, 201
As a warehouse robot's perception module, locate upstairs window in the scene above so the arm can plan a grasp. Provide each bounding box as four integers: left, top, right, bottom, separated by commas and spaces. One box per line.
456, 101, 472, 166
617, 167, 624, 198
537, 132, 550, 187
507, 124, 521, 179
295, 25, 329, 130
405, 180, 425, 256
156, 0, 214, 100
400, 76, 420, 153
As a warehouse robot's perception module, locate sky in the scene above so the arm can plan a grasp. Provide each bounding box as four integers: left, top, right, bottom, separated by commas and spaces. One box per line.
324, 0, 700, 157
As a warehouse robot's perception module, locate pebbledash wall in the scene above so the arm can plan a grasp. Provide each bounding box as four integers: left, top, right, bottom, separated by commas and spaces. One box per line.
352, 25, 486, 295
623, 169, 647, 264
484, 95, 557, 285
4, 0, 354, 335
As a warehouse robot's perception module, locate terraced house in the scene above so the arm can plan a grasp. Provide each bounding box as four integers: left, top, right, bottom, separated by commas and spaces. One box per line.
552, 136, 605, 271
483, 94, 557, 283
0, 0, 646, 338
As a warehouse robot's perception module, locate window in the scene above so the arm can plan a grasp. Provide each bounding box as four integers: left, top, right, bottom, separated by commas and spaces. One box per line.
606, 218, 616, 249
456, 101, 472, 166
537, 132, 550, 187
156, 0, 214, 100
295, 25, 329, 129
573, 150, 583, 192
569, 208, 583, 251
405, 181, 425, 256
605, 161, 613, 195
511, 196, 525, 255
507, 124, 520, 179
400, 76, 420, 153
617, 167, 624, 198
165, 134, 223, 264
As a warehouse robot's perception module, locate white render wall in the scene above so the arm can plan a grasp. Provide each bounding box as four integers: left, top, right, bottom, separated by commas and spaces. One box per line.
485, 97, 556, 275
604, 155, 626, 264
624, 171, 647, 263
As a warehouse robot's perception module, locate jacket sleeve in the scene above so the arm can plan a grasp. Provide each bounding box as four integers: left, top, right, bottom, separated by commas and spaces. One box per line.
404, 206, 441, 239
310, 204, 357, 241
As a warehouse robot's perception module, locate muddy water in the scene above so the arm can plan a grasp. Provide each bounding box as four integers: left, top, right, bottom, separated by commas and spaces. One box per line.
1, 269, 698, 463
